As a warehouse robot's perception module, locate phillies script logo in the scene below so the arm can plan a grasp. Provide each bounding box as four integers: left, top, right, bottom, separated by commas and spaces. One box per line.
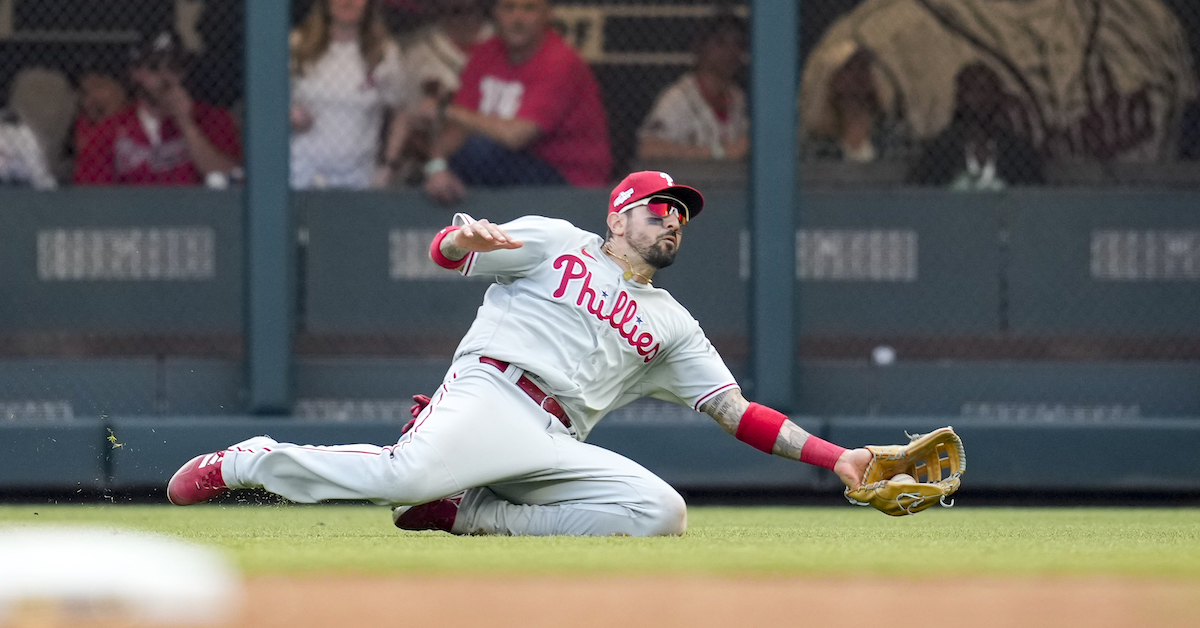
552, 254, 661, 363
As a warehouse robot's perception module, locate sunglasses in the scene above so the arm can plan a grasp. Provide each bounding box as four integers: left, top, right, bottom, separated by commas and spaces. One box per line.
621, 195, 690, 226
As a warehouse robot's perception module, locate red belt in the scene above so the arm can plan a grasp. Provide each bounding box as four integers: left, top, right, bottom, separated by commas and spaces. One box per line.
479, 357, 572, 430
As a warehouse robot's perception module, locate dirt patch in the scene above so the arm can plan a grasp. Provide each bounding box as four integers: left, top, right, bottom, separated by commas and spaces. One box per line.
235, 576, 1200, 628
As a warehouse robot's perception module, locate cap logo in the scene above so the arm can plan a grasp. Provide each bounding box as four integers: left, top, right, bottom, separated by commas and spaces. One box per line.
613, 187, 635, 207
659, 172, 673, 186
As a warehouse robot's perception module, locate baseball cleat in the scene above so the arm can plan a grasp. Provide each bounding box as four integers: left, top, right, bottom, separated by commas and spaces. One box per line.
166, 451, 228, 506
392, 492, 465, 533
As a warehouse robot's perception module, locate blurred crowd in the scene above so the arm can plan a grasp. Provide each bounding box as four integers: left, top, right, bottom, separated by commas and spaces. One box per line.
1, 0, 1199, 198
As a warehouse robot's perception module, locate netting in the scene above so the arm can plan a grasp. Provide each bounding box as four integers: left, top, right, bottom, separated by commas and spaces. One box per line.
0, 0, 1197, 427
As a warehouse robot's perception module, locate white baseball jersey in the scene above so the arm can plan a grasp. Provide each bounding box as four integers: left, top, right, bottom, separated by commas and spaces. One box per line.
452, 215, 738, 440
218, 213, 732, 536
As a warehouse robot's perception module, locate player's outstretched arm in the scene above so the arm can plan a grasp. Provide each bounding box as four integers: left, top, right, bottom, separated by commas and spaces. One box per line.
700, 389, 870, 490
430, 219, 524, 267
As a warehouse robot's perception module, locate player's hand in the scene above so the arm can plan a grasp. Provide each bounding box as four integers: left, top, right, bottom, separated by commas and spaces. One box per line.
424, 169, 467, 205
833, 447, 872, 490
453, 219, 523, 252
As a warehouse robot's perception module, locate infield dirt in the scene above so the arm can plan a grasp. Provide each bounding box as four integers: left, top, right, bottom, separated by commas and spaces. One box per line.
237, 575, 1200, 628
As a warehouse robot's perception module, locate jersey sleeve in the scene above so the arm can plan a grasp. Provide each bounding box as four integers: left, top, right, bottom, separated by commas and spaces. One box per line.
645, 318, 739, 411
459, 215, 580, 279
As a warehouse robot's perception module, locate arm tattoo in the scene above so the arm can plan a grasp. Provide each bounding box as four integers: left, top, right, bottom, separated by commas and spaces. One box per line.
772, 421, 814, 462
699, 389, 749, 435
440, 231, 469, 262
699, 389, 814, 460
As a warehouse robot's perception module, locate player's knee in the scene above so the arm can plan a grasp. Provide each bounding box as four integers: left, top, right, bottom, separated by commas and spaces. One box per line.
644, 487, 688, 536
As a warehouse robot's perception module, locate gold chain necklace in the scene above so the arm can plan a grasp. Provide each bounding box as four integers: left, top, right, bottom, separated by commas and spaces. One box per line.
602, 244, 652, 285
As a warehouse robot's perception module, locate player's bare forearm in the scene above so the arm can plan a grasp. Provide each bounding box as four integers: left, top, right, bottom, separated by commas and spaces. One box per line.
700, 389, 813, 461
701, 389, 869, 487
700, 389, 748, 435
438, 219, 524, 262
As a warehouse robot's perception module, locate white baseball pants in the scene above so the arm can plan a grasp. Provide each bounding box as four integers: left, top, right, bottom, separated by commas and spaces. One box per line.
221, 356, 687, 537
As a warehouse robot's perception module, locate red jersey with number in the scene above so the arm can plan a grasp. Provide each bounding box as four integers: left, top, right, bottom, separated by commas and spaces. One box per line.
455, 31, 612, 186
73, 102, 242, 185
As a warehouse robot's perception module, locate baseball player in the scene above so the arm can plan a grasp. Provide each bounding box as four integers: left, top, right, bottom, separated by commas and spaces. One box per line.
167, 171, 874, 535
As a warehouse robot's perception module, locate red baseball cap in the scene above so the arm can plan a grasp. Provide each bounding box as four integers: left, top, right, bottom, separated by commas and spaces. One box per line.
608, 171, 705, 223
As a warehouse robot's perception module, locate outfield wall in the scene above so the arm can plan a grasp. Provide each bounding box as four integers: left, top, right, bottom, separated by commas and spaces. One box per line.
3, 411, 1199, 492
2, 185, 1198, 494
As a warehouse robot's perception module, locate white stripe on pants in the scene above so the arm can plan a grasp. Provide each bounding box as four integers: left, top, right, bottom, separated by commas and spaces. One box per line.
223, 358, 687, 536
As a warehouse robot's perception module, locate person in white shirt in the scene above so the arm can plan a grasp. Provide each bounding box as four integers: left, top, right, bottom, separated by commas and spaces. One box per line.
289, 0, 415, 189
167, 170, 876, 537
637, 15, 750, 162
0, 108, 56, 189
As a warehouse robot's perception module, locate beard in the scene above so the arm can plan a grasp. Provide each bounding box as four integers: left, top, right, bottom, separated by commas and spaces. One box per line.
628, 234, 678, 270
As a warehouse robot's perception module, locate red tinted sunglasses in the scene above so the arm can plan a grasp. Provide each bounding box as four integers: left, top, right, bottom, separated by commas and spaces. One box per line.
624, 195, 689, 226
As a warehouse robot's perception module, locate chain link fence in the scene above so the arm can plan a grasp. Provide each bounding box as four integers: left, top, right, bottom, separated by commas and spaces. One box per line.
1, 0, 1199, 424
795, 0, 1200, 420
800, 0, 1200, 189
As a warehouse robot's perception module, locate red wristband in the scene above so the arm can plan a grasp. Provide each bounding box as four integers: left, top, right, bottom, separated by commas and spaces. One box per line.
736, 402, 788, 453
430, 226, 466, 269
799, 436, 846, 471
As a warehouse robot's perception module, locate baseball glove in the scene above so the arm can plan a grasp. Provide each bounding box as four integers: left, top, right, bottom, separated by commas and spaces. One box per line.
844, 426, 966, 516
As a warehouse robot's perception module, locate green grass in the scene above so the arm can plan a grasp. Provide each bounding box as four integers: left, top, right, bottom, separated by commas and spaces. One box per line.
2, 504, 1198, 578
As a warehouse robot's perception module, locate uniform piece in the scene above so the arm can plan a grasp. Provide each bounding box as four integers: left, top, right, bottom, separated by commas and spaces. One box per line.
844, 427, 966, 516
167, 171, 919, 535
175, 174, 730, 536
638, 73, 749, 158
453, 30, 612, 186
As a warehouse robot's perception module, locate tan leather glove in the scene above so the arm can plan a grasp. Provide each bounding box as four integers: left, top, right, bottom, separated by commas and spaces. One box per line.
845, 426, 966, 516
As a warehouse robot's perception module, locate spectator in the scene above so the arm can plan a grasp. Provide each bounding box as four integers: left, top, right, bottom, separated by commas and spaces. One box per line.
908, 63, 1044, 190
399, 0, 493, 183
0, 107, 56, 189
73, 32, 242, 186
800, 0, 1196, 165
8, 67, 77, 183
290, 0, 415, 189
73, 69, 130, 153
801, 43, 911, 163
424, 0, 612, 205
636, 14, 749, 162
405, 0, 493, 101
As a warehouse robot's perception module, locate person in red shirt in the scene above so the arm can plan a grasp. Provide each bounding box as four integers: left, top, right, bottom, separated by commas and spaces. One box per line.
423, 0, 612, 204
73, 32, 242, 186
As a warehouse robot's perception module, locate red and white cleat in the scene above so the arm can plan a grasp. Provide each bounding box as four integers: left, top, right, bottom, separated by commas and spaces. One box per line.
166, 451, 228, 506
392, 493, 464, 533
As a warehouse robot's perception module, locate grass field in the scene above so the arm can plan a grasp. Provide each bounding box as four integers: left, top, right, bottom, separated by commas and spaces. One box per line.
2, 504, 1197, 578
4, 504, 1199, 627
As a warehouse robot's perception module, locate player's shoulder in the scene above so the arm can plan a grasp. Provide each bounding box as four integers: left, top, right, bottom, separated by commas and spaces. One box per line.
506, 215, 594, 240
